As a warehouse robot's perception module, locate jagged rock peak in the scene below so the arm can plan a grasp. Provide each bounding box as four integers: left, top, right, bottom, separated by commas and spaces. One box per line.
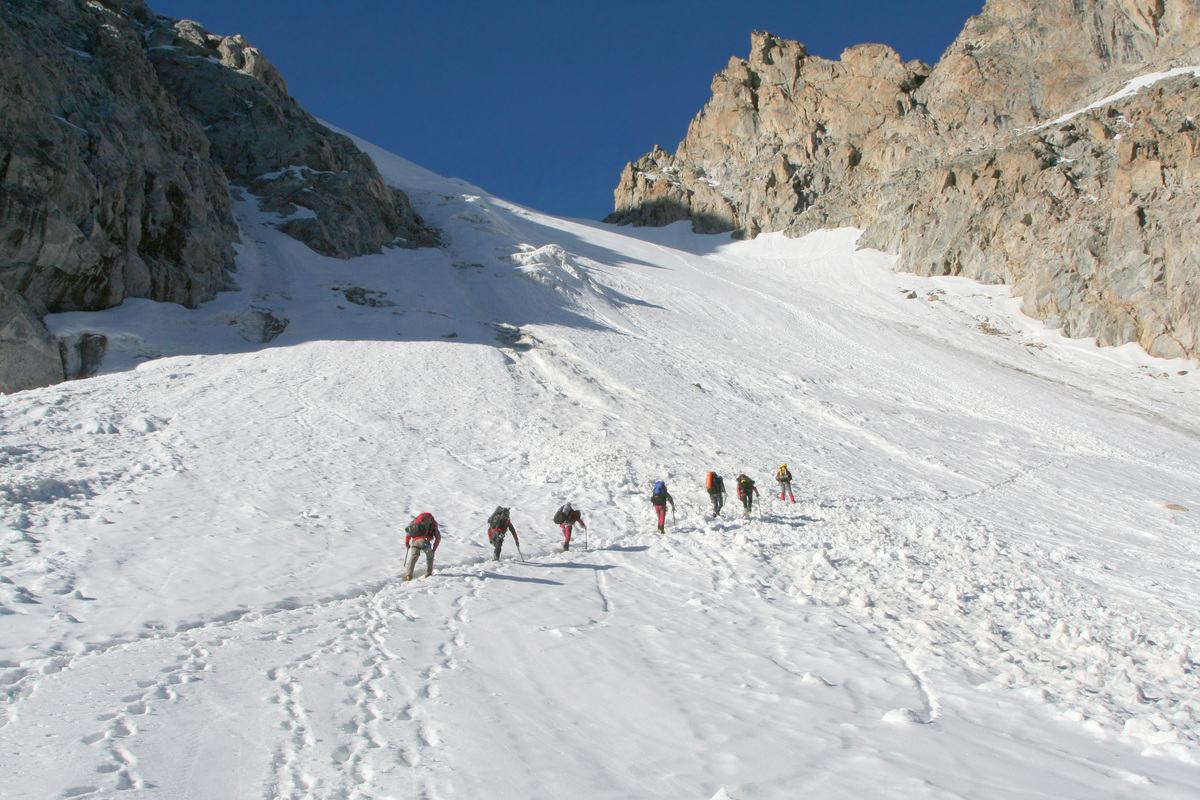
607, 30, 934, 237
144, 12, 439, 258
166, 18, 291, 98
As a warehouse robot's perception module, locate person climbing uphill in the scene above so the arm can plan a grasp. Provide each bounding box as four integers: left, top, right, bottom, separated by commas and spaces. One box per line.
706, 471, 726, 517
487, 506, 519, 561
651, 480, 675, 533
736, 474, 759, 515
776, 463, 795, 503
553, 502, 586, 551
404, 512, 442, 579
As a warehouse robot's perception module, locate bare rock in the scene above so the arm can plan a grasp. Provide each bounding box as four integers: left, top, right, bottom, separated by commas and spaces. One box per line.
0, 0, 238, 317
0, 281, 64, 392
607, 32, 934, 237
149, 18, 438, 257
919, 0, 1200, 138
862, 74, 1200, 360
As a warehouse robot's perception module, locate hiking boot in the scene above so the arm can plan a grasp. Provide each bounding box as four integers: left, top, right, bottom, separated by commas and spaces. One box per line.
405, 575, 413, 581
657, 526, 664, 533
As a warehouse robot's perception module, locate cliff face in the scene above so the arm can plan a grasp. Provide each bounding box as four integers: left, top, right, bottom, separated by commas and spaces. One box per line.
0, 0, 437, 393
920, 0, 1200, 136
608, 34, 936, 237
149, 17, 438, 258
0, 2, 239, 312
609, 0, 1200, 361
861, 74, 1200, 360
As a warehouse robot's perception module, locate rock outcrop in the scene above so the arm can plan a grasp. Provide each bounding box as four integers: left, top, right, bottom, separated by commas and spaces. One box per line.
0, 0, 239, 386
0, 0, 437, 392
0, 284, 69, 394
149, 17, 438, 258
920, 0, 1200, 136
609, 0, 1200, 361
860, 73, 1200, 359
609, 34, 936, 237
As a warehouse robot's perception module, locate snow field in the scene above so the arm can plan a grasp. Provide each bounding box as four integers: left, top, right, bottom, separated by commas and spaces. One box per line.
0, 139, 1199, 797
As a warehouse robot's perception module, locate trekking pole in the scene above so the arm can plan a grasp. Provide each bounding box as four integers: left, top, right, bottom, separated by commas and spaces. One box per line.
584, 526, 589, 551
515, 540, 526, 563
671, 507, 677, 529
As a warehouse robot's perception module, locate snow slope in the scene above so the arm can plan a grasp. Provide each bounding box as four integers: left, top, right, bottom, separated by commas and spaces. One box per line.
2, 136, 1200, 798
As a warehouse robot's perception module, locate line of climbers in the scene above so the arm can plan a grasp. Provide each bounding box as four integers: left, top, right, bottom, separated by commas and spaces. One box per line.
402, 502, 588, 580
402, 464, 794, 579
657, 463, 793, 532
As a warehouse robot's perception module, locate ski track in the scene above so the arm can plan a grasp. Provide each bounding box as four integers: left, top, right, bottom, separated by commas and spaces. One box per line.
2, 147, 1200, 797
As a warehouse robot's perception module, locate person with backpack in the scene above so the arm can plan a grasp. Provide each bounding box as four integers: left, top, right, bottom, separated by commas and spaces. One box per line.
735, 474, 759, 515
650, 480, 675, 533
487, 506, 519, 561
404, 512, 442, 580
553, 502, 586, 551
776, 463, 795, 503
705, 472, 726, 517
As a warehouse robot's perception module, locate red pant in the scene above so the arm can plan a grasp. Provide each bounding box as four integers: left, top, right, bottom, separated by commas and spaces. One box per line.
655, 505, 667, 528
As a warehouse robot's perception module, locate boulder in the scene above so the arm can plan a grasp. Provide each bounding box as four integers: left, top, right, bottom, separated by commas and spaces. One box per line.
0, 281, 64, 393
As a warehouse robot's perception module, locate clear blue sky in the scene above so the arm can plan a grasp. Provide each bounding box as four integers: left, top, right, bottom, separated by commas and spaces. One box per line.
150, 0, 984, 220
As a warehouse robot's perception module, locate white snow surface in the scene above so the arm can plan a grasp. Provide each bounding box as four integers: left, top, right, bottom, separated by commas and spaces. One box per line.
3, 135, 1200, 799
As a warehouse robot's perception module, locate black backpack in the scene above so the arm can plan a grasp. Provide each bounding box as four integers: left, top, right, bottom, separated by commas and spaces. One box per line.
406, 512, 436, 537
553, 508, 566, 524
488, 506, 509, 529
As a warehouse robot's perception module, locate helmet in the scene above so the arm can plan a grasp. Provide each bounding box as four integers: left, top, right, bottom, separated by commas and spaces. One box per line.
781, 463, 787, 470
563, 502, 573, 514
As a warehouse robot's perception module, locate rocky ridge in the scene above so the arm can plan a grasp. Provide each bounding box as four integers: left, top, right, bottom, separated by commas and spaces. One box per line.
608, 0, 1200, 361
149, 17, 438, 259
0, 0, 436, 393
609, 35, 938, 237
